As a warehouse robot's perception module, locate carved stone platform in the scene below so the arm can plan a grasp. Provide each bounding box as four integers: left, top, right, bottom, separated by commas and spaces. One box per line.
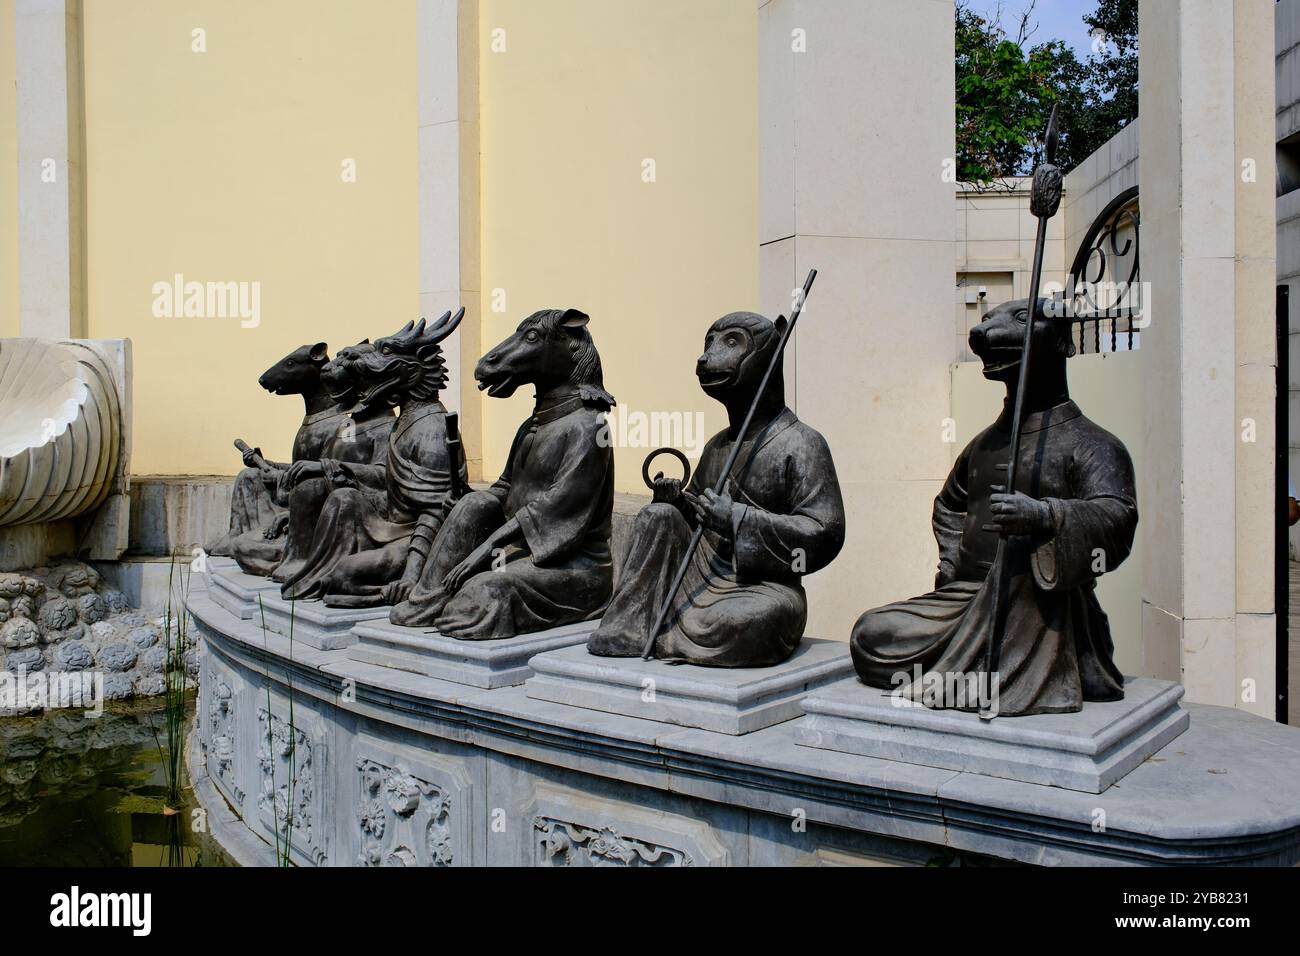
525, 638, 855, 735
347, 618, 599, 689
795, 676, 1189, 793
254, 592, 388, 650
207, 558, 280, 620
188, 588, 1300, 866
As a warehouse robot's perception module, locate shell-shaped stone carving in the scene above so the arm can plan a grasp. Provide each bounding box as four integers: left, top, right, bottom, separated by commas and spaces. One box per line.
0, 339, 123, 525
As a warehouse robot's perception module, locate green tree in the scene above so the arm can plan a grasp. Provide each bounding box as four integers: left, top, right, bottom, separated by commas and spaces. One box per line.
955, 0, 1138, 185
1072, 0, 1139, 161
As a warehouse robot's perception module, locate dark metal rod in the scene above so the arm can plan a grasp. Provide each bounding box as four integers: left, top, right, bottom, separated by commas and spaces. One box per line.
981, 105, 1061, 715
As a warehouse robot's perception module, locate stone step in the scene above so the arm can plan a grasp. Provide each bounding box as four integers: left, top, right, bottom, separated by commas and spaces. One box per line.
525, 638, 856, 735
795, 675, 1190, 794
348, 618, 598, 689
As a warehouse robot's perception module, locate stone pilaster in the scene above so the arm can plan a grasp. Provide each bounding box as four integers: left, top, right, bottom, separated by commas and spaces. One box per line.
759, 0, 957, 639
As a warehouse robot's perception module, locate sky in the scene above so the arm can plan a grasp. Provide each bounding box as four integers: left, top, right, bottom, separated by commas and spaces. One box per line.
967, 0, 1101, 60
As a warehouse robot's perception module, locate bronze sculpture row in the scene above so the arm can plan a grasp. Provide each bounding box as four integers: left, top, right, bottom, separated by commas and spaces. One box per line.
209, 297, 1136, 718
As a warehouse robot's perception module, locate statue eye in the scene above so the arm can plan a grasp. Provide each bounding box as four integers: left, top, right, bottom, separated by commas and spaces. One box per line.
525, 330, 540, 343
726, 334, 741, 347
381, 346, 391, 355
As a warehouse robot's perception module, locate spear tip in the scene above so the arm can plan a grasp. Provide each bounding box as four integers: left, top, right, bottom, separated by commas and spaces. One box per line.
1045, 103, 1060, 165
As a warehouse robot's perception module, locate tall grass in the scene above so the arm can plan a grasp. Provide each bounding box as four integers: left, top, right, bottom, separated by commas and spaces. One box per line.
258, 594, 297, 867
149, 553, 193, 868
151, 553, 190, 811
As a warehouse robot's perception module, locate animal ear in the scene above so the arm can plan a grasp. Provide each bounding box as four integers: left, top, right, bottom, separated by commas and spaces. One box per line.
559, 309, 589, 329
774, 315, 788, 338
310, 342, 329, 363
416, 344, 443, 364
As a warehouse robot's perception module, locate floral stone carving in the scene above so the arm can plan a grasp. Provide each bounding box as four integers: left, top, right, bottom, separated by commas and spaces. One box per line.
533, 816, 693, 867
204, 674, 242, 807
356, 756, 454, 866
256, 706, 324, 864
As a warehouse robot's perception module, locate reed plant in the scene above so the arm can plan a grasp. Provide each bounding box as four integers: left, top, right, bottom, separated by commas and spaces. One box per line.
257, 594, 298, 867
151, 554, 191, 812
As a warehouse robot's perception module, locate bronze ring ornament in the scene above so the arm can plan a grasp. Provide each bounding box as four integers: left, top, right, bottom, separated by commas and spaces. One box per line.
641, 446, 691, 491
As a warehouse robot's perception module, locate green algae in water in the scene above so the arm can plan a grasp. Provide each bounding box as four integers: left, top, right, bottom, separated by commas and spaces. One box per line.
0, 696, 229, 867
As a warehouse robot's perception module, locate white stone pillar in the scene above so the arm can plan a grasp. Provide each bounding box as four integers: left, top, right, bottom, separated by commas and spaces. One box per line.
15, 0, 84, 338
1138, 0, 1277, 716
418, 0, 481, 474
759, 0, 957, 640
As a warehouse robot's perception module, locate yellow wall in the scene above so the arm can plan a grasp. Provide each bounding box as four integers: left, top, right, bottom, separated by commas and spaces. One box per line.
0, 0, 17, 339
476, 0, 758, 492
82, 0, 418, 474
74, 0, 757, 484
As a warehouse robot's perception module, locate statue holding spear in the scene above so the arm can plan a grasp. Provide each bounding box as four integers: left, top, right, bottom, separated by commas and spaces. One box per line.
849, 107, 1140, 717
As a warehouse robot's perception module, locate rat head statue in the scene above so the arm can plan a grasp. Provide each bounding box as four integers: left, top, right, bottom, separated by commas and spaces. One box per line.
357, 309, 463, 409
696, 311, 787, 410
258, 342, 329, 396
474, 308, 615, 410
320, 339, 377, 408
968, 298, 1075, 388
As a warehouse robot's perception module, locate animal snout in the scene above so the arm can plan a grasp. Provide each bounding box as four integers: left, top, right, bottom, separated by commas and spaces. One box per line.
968, 325, 987, 350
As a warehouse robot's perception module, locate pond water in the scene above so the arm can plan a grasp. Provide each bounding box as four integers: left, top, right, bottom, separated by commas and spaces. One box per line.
0, 696, 232, 867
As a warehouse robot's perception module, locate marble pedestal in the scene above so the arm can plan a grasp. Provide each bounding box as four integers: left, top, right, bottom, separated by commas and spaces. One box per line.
525, 638, 855, 735
207, 559, 280, 620
347, 618, 598, 689
253, 594, 388, 650
189, 587, 1300, 866
795, 676, 1190, 793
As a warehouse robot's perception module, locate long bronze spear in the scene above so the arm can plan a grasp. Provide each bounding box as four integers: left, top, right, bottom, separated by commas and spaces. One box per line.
639, 268, 818, 660
979, 105, 1063, 718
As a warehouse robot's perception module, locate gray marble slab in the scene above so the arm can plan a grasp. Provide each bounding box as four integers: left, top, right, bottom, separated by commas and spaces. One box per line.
795, 675, 1189, 793
525, 638, 855, 734
207, 560, 280, 620
245, 592, 387, 650
347, 618, 598, 688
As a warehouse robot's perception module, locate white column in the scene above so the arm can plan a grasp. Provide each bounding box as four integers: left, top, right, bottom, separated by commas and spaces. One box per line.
1138, 0, 1277, 716
15, 0, 84, 338
418, 0, 480, 472
759, 0, 957, 640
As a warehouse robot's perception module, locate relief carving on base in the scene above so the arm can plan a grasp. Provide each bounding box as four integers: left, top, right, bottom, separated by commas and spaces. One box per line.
205, 672, 243, 807
533, 816, 694, 867
256, 706, 326, 865
357, 757, 454, 866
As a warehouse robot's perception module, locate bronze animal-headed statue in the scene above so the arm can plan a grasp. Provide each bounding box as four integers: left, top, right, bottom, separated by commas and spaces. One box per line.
849, 298, 1137, 716
389, 308, 615, 640
279, 310, 468, 605
587, 310, 845, 667
267, 340, 397, 584
210, 342, 341, 572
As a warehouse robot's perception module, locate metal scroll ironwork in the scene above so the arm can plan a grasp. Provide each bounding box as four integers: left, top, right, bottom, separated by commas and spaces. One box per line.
1063, 185, 1141, 354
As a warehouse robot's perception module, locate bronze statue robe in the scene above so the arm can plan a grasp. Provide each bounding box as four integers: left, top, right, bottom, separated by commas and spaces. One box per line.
850, 399, 1136, 716
280, 403, 462, 601
231, 411, 394, 578
590, 406, 845, 667
390, 391, 613, 638
216, 407, 354, 566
